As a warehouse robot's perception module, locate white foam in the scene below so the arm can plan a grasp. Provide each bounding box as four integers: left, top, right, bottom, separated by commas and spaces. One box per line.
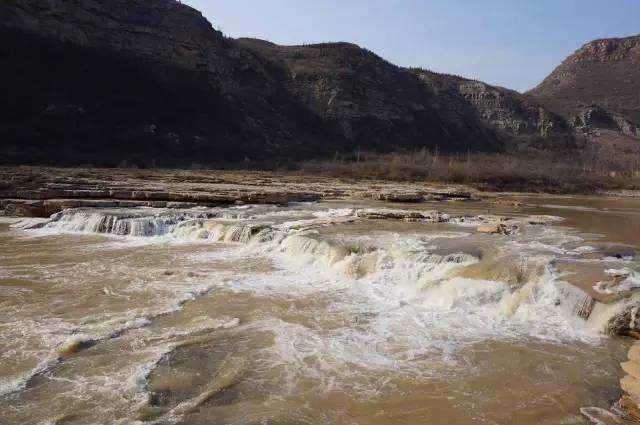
231, 264, 604, 395
9, 217, 50, 229
594, 268, 640, 294
7, 204, 638, 398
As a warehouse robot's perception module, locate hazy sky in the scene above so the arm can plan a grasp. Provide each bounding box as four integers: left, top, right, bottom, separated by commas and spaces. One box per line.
184, 1, 639, 92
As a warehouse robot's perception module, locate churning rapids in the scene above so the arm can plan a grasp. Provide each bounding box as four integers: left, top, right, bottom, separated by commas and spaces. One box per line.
1, 197, 639, 425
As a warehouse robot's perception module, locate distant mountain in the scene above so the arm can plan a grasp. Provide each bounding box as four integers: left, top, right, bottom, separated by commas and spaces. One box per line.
1, 0, 634, 167
528, 35, 640, 137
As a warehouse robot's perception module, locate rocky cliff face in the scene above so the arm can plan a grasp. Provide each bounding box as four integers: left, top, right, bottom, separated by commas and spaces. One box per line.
0, 0, 582, 166
0, 0, 510, 166
237, 39, 505, 152
528, 35, 640, 130
412, 70, 571, 147
572, 105, 640, 137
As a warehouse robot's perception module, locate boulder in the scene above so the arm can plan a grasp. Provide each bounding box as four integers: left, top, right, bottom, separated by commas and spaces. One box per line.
621, 375, 640, 401
477, 225, 500, 234
630, 343, 640, 363
610, 309, 640, 338
477, 223, 518, 235
622, 361, 640, 380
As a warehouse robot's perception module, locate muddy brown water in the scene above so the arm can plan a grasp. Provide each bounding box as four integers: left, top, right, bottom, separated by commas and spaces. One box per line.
0, 195, 639, 424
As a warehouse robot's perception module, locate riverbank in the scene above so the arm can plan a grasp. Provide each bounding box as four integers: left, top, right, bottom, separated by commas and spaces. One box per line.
2, 166, 639, 219
0, 166, 486, 218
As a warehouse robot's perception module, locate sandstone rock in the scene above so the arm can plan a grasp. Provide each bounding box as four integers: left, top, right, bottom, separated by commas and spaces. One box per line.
630, 343, 640, 363
477, 225, 501, 234
620, 375, 640, 412
477, 223, 518, 235
43, 200, 118, 216
622, 361, 640, 381
0, 167, 486, 217
621, 375, 640, 401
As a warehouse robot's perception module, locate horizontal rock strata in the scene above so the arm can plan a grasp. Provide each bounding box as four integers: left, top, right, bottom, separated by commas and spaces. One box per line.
0, 167, 486, 217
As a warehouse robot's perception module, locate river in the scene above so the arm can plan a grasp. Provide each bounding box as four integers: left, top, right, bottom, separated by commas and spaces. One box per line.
1, 195, 639, 424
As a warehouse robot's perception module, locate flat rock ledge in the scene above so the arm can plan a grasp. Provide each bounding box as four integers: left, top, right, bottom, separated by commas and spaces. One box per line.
0, 194, 319, 218
0, 167, 486, 218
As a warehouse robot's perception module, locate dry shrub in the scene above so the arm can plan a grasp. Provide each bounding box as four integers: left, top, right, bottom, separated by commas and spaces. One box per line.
299, 147, 640, 193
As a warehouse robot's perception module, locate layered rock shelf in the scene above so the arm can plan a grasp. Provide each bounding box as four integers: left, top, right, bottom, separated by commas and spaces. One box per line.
0, 167, 486, 218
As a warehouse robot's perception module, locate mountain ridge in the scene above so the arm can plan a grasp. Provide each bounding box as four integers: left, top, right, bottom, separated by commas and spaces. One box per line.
528, 34, 640, 128
0, 0, 637, 167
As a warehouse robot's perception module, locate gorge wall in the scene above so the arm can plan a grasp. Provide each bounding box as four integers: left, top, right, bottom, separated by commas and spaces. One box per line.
0, 0, 572, 167
0, 0, 637, 167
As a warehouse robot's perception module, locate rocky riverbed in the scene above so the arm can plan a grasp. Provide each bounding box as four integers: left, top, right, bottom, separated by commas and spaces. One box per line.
3, 167, 639, 219
0, 167, 487, 218
2, 167, 640, 424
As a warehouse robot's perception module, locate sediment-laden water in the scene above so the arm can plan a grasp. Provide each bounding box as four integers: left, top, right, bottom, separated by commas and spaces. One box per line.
1, 197, 639, 424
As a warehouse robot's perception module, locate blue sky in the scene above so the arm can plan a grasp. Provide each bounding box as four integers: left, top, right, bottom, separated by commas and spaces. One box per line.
184, 1, 639, 92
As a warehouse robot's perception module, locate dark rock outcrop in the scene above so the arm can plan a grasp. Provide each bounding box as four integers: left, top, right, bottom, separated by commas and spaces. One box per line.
572, 105, 640, 137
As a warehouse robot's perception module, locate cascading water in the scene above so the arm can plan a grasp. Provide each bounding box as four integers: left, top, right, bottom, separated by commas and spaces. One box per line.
3, 201, 639, 424
40, 208, 223, 237
16, 205, 639, 336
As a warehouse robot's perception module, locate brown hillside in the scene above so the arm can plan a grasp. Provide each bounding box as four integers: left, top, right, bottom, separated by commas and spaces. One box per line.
528, 35, 640, 124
